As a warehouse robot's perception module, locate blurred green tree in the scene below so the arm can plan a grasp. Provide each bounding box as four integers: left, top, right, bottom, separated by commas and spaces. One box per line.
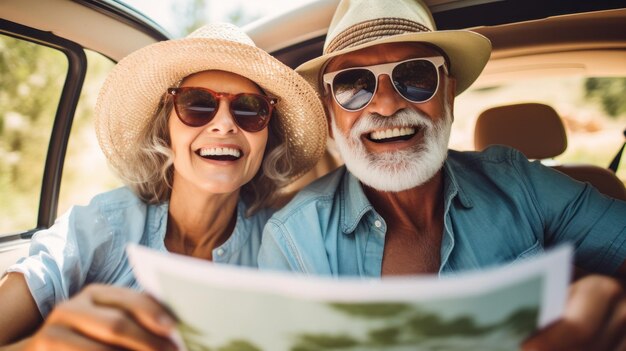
173, 0, 209, 36
0, 35, 66, 232
584, 77, 626, 118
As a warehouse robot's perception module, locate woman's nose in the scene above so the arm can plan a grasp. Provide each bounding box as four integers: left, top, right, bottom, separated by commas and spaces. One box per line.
206, 99, 237, 134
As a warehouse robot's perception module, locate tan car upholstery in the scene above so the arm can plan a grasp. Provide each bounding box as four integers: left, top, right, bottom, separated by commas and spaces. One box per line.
474, 103, 626, 200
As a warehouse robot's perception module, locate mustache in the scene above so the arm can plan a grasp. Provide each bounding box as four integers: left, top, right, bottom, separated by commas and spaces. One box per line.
349, 109, 434, 139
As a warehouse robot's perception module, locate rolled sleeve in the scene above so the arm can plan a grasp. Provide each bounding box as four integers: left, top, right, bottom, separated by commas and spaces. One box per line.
8, 256, 63, 317
6, 211, 81, 317
4, 189, 132, 317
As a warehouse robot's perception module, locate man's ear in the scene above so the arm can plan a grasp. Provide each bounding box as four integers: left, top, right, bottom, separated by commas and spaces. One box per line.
322, 94, 334, 139
447, 76, 457, 121
447, 76, 457, 101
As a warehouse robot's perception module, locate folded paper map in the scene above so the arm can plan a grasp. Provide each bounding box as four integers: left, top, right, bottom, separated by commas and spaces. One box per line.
127, 244, 572, 351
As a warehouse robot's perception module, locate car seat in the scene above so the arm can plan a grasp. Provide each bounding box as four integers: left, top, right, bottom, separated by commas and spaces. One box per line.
474, 102, 626, 200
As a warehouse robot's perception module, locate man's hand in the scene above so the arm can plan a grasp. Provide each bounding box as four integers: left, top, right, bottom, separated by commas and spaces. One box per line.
522, 275, 626, 351
23, 284, 178, 351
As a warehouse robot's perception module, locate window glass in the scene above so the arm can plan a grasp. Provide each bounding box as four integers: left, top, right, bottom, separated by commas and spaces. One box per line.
453, 76, 626, 184
58, 50, 120, 215
0, 34, 67, 235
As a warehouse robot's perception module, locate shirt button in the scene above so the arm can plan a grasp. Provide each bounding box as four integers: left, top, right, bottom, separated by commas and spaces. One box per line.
374, 220, 382, 228
216, 248, 225, 256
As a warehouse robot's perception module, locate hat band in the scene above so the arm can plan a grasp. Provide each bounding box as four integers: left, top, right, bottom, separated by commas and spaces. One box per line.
325, 17, 432, 54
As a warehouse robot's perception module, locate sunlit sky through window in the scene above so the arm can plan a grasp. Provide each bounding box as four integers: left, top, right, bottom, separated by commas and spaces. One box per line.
119, 0, 319, 37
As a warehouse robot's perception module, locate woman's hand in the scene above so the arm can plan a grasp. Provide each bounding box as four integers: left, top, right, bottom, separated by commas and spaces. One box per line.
23, 284, 178, 351
522, 274, 626, 351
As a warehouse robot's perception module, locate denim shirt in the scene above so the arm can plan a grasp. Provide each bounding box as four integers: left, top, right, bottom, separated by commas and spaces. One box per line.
7, 187, 273, 317
258, 146, 626, 277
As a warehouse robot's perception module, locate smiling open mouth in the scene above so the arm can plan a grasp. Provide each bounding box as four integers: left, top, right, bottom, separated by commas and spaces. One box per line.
366, 126, 418, 143
197, 147, 243, 161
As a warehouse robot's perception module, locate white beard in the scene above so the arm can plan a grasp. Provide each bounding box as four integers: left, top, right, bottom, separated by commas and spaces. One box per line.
331, 98, 453, 192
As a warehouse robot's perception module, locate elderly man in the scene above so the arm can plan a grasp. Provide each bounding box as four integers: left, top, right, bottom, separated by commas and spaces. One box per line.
259, 0, 626, 350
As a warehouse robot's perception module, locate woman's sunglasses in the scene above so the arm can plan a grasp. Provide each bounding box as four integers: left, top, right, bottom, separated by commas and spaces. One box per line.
322, 56, 447, 112
167, 87, 278, 133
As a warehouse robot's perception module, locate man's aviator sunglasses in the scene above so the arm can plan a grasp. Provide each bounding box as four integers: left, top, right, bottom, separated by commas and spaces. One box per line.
322, 56, 448, 112
168, 87, 278, 133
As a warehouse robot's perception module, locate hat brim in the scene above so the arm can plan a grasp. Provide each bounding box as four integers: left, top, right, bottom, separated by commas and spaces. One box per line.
296, 30, 491, 96
96, 37, 327, 182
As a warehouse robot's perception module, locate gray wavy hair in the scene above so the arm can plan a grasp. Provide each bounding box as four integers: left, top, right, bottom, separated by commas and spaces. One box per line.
117, 93, 293, 216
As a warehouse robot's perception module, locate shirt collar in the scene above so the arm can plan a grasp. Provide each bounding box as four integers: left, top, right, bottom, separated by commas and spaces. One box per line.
149, 199, 254, 258
442, 157, 473, 209
338, 156, 474, 234
217, 199, 253, 256
148, 201, 169, 251
340, 168, 376, 234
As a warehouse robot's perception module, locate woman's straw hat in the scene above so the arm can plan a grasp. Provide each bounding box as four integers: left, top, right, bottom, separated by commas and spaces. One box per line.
95, 23, 327, 182
297, 0, 492, 95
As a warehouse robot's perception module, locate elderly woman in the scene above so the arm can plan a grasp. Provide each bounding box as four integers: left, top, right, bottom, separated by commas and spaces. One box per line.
0, 23, 326, 350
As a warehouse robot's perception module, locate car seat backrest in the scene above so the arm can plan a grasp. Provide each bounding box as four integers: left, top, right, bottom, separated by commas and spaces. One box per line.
474, 103, 626, 201
474, 103, 567, 159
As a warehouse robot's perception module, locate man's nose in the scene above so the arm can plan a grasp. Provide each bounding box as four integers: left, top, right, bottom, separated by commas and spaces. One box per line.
366, 74, 409, 116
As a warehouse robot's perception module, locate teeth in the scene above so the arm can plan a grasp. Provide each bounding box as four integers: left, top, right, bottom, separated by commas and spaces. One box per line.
199, 147, 241, 158
370, 127, 416, 140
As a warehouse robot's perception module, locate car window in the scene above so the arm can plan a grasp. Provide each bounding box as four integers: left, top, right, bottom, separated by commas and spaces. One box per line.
452, 76, 626, 184
0, 34, 67, 235
0, 28, 113, 239
58, 50, 120, 216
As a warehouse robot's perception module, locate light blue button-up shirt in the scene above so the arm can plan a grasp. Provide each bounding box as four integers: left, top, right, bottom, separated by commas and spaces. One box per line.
7, 187, 272, 317
258, 146, 626, 277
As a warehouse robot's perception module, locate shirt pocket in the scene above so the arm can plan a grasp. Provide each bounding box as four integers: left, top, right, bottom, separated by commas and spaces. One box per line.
513, 240, 545, 262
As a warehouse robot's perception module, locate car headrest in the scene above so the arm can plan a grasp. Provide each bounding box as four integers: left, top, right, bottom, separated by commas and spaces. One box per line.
474, 103, 567, 159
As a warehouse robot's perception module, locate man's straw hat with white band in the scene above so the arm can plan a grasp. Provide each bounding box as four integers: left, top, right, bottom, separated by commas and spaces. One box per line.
297, 0, 492, 96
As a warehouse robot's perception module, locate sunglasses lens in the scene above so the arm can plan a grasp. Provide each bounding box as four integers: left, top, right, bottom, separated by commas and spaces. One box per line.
231, 95, 271, 132
175, 89, 218, 127
332, 69, 376, 111
392, 59, 439, 102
